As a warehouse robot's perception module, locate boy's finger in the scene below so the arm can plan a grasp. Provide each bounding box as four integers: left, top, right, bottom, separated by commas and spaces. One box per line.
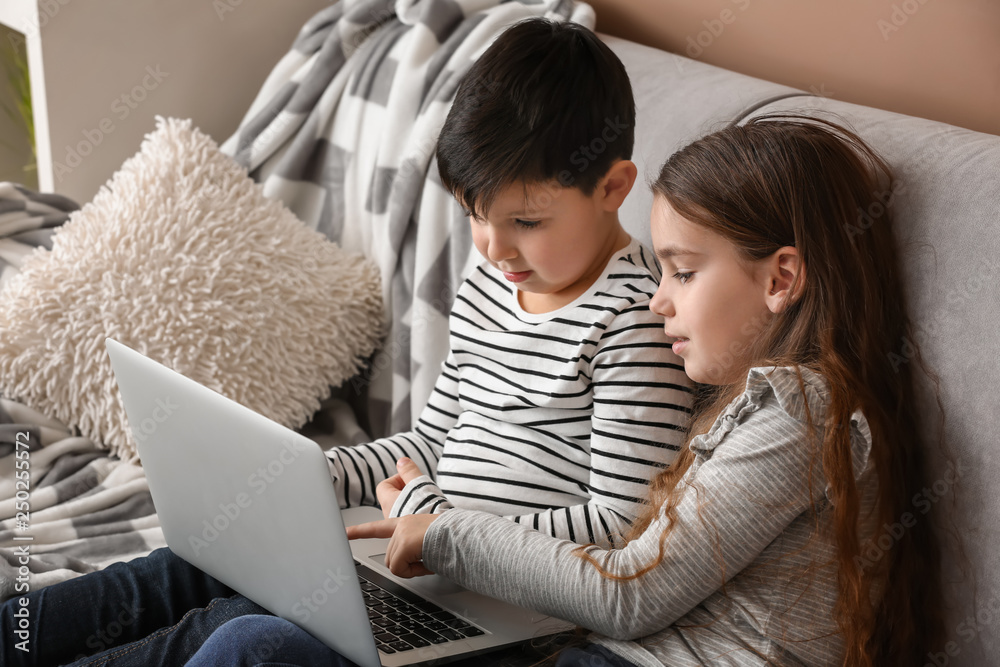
346, 518, 399, 540
395, 457, 423, 484
378, 473, 405, 491
376, 485, 401, 519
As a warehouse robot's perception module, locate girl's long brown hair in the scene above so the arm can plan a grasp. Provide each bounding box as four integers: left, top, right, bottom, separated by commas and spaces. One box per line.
582, 115, 944, 665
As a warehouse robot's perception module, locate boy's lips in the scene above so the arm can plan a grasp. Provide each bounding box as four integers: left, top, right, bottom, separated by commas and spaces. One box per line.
502, 270, 532, 283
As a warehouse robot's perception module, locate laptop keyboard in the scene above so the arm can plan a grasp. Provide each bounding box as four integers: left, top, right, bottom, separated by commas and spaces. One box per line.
355, 560, 487, 655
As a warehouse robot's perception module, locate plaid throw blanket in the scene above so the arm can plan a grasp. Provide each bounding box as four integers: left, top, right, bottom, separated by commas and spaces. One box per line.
0, 183, 76, 289
0, 185, 165, 599
0, 0, 593, 599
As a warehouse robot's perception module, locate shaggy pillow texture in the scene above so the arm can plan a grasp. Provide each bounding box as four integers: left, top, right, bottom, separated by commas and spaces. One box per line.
0, 117, 384, 462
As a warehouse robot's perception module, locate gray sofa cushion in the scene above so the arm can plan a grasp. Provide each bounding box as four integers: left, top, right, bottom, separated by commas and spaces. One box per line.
603, 34, 803, 247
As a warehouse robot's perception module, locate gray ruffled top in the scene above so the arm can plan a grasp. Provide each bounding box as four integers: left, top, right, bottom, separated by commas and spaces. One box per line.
423, 366, 877, 666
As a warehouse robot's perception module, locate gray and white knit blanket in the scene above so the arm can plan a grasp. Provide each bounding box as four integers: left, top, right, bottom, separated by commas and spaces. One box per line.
0, 185, 160, 598
0, 0, 592, 599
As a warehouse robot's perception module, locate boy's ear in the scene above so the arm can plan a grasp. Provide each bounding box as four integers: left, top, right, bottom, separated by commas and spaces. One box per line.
763, 246, 805, 313
599, 159, 638, 211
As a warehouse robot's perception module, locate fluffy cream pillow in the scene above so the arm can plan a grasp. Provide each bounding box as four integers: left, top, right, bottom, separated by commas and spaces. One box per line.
0, 117, 384, 461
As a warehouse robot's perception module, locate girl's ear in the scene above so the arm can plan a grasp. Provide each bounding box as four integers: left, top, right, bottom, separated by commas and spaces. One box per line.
763, 246, 805, 313
599, 159, 638, 210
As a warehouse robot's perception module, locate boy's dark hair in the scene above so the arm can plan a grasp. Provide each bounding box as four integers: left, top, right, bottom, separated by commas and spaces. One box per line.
437, 18, 635, 218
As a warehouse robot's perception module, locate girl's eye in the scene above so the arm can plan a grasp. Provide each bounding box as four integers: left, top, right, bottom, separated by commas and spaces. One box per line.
673, 271, 693, 284
514, 219, 540, 229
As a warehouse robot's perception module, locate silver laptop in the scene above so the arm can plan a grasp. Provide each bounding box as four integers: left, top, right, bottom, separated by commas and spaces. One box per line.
105, 338, 572, 667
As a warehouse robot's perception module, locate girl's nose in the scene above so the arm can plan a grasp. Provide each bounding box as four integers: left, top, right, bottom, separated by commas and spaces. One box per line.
650, 281, 675, 318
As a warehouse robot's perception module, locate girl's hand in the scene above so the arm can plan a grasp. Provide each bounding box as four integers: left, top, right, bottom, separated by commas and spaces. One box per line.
346, 514, 440, 578
375, 457, 424, 519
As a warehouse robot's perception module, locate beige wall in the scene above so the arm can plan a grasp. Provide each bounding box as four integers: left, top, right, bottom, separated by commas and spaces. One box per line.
590, 0, 1000, 137
3, 0, 996, 203
1, 0, 329, 203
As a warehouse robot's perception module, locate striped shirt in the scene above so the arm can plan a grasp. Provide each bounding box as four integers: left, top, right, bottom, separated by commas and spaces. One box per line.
423, 367, 879, 666
326, 238, 693, 547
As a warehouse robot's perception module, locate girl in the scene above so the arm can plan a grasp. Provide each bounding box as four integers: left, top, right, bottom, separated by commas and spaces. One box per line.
185, 115, 945, 666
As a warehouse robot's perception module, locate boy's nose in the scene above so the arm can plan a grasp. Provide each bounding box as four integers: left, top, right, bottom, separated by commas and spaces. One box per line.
487, 229, 517, 263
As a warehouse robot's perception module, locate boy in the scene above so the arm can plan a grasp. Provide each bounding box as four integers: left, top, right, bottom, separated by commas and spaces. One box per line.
327, 17, 692, 548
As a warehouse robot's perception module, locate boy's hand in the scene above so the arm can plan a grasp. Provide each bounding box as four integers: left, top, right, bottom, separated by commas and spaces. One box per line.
346, 514, 439, 578
376, 457, 424, 518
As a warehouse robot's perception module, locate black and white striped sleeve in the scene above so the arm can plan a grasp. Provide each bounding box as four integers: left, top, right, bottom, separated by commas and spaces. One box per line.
387, 474, 455, 517
325, 354, 462, 509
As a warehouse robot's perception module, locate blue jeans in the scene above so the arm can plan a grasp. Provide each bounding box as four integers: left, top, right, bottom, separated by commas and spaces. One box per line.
185, 615, 351, 667
0, 547, 269, 667
185, 615, 639, 667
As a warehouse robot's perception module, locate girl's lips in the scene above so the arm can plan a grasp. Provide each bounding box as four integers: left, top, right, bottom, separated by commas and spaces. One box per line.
502, 270, 532, 283
671, 338, 689, 355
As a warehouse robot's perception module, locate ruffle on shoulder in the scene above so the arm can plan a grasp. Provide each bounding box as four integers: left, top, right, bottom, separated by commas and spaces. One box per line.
689, 383, 763, 454
690, 367, 874, 491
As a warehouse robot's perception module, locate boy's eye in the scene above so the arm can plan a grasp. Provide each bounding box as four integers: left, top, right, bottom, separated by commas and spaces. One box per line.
673, 271, 693, 284
514, 219, 540, 229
